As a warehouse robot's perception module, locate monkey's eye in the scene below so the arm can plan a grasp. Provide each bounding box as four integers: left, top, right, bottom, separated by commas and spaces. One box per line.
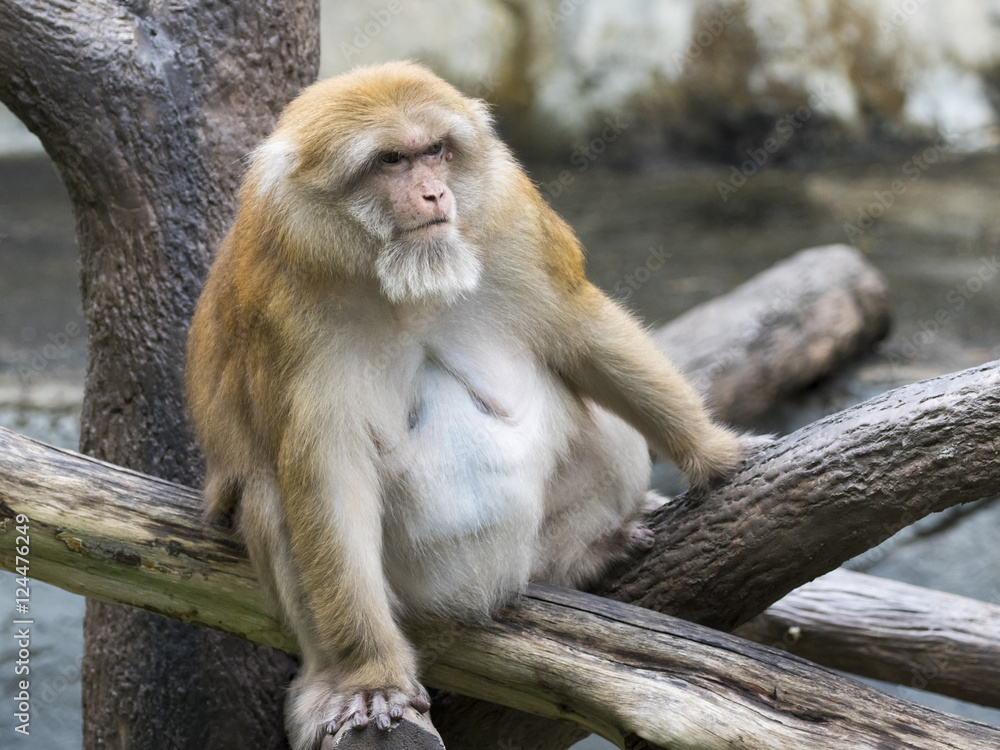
379, 151, 403, 164
425, 141, 443, 156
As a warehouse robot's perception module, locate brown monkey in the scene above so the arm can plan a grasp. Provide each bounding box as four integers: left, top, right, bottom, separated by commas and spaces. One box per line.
186, 61, 750, 748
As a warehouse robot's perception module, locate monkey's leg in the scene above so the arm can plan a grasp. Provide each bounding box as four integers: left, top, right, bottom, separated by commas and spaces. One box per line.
264, 419, 428, 750
533, 405, 662, 588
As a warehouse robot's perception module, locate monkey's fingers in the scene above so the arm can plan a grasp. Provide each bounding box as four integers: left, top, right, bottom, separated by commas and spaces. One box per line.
324, 692, 367, 736
629, 525, 656, 551
369, 691, 391, 730
349, 692, 369, 729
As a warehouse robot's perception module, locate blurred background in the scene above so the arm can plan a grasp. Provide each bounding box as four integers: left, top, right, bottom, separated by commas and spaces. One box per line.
1, 1, 1000, 747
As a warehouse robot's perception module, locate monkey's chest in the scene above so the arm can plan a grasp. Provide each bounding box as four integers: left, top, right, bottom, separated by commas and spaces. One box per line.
380, 352, 569, 614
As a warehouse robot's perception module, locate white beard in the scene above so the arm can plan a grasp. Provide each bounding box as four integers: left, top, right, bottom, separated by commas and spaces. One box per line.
376, 229, 482, 304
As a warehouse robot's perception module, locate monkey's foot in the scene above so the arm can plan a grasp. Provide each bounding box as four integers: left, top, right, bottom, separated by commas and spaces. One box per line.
288, 677, 431, 750
627, 524, 656, 551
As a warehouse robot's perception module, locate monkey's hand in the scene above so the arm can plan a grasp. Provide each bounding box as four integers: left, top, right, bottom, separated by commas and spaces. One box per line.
680, 428, 773, 490
288, 673, 431, 749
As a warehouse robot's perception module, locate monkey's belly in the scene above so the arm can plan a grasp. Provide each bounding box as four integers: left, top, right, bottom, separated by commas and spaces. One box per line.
381, 357, 561, 617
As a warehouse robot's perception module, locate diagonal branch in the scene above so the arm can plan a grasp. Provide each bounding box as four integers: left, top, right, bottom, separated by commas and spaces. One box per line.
596, 359, 1000, 630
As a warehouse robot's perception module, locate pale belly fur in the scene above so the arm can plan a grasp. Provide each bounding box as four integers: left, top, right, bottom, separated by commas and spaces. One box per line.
379, 346, 572, 619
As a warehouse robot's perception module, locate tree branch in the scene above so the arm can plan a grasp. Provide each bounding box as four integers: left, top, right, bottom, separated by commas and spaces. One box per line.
596, 359, 1000, 630
735, 568, 1000, 709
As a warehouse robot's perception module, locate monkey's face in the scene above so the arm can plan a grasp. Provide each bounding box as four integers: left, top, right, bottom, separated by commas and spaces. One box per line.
246, 62, 504, 305
364, 133, 481, 304
375, 139, 454, 238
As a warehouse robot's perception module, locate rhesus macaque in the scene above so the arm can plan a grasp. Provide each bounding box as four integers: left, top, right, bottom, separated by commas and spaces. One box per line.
186, 61, 750, 748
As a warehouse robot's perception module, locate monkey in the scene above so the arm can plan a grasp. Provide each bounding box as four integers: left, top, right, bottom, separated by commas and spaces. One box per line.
185, 61, 752, 749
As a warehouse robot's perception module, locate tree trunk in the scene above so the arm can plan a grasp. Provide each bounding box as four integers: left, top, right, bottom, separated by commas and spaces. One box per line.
0, 1, 319, 747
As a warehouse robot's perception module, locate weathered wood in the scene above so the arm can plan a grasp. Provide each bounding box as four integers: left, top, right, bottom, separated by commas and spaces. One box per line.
735, 568, 1000, 709
1, 442, 998, 748
0, 1, 319, 746
3, 361, 1000, 746
596, 359, 1000, 630
656, 243, 890, 423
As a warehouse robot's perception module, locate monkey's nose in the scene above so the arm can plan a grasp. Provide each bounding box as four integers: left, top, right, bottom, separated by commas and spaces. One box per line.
422, 188, 445, 203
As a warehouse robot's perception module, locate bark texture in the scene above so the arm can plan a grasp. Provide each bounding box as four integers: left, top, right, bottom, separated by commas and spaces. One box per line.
656, 243, 890, 422
735, 568, 1000, 709
0, 1, 319, 747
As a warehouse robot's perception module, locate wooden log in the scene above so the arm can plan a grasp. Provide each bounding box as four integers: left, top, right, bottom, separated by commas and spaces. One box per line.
735, 569, 1000, 709
655, 243, 890, 423
3, 362, 1000, 746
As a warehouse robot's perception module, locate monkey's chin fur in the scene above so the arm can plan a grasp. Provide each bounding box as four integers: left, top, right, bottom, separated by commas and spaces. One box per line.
376, 229, 482, 304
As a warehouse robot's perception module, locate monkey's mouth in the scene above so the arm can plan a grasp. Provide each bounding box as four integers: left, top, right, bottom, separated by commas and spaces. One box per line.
408, 217, 449, 233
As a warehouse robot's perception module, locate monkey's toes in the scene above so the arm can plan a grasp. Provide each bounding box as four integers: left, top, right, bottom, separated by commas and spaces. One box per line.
630, 526, 656, 551
325, 692, 368, 735
325, 686, 431, 736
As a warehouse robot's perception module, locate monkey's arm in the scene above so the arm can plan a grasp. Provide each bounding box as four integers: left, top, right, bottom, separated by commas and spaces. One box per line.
551, 286, 745, 486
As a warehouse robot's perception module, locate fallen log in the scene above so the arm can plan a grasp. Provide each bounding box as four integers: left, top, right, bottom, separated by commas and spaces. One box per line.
655, 243, 890, 423
734, 568, 1000, 709
3, 361, 999, 746
433, 359, 1000, 747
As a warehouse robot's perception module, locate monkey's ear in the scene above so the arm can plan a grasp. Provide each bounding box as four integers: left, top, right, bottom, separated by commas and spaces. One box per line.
247, 138, 299, 198
467, 97, 498, 138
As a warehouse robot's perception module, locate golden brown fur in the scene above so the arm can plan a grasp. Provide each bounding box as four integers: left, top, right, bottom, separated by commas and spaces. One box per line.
186, 61, 748, 748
